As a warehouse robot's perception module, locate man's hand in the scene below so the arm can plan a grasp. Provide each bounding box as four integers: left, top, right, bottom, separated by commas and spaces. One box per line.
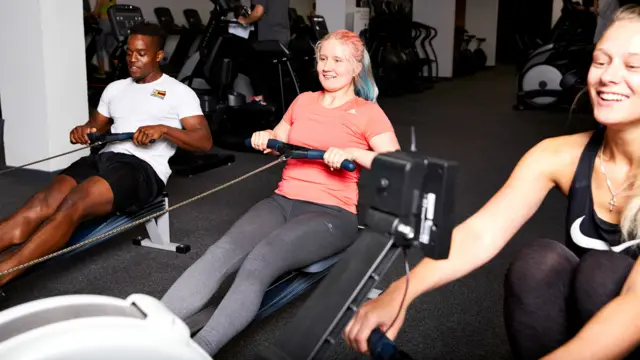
134, 125, 167, 146
70, 126, 97, 145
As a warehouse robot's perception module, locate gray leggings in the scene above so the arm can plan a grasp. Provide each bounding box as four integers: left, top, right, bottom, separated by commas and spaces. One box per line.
161, 194, 358, 356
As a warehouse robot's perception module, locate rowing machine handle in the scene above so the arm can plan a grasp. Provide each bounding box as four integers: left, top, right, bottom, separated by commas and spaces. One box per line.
368, 328, 414, 360
87, 132, 155, 144
244, 138, 357, 172
267, 139, 357, 172
87, 132, 133, 143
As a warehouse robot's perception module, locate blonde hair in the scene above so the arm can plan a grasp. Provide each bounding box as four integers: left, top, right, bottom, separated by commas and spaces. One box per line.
314, 30, 379, 102
595, 5, 640, 243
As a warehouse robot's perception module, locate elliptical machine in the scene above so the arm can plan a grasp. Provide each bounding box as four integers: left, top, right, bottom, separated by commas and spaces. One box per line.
514, 0, 596, 111
178, 0, 300, 115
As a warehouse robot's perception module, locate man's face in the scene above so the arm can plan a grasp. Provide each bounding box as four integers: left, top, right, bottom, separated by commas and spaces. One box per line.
126, 34, 163, 81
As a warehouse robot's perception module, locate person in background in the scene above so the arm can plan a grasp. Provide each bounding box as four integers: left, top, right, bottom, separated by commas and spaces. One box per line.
91, 0, 117, 78
310, 2, 316, 17
235, 0, 291, 106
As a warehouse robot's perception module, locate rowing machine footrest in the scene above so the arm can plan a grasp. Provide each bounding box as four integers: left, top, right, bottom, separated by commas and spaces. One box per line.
131, 236, 192, 254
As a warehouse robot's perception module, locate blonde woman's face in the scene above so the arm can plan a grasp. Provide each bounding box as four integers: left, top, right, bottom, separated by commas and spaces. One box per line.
317, 40, 361, 92
588, 20, 640, 127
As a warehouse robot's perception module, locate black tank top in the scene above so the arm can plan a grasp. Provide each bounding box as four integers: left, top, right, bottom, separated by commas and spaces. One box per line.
566, 126, 639, 259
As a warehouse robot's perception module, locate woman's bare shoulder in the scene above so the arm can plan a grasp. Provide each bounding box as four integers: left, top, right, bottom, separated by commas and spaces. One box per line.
534, 130, 595, 192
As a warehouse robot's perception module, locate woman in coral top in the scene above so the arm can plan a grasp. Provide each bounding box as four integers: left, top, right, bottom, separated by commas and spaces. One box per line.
161, 29, 401, 356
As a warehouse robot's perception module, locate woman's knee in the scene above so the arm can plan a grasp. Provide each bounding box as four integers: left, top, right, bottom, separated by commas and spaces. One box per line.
505, 239, 579, 296
573, 250, 634, 322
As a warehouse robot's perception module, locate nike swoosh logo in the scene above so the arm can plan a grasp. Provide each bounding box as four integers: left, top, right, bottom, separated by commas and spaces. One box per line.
570, 216, 640, 252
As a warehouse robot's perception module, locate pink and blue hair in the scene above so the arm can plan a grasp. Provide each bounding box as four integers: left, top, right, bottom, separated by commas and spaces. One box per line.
315, 30, 379, 102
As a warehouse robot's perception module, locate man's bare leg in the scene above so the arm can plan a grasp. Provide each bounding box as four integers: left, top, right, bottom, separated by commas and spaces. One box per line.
0, 176, 114, 286
0, 175, 78, 252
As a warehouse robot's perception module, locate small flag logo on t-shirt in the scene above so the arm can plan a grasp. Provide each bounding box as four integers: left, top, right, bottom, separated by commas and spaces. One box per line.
151, 89, 167, 99
347, 109, 357, 114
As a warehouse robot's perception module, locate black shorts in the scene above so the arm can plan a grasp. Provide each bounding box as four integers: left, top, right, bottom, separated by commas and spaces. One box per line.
59, 151, 165, 214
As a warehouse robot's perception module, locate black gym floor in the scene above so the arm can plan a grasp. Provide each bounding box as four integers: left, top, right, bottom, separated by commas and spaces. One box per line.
0, 66, 597, 359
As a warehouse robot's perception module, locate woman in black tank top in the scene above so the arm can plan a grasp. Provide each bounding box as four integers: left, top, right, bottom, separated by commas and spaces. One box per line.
344, 5, 640, 359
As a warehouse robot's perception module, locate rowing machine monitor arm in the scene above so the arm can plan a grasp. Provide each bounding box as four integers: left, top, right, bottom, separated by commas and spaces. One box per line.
363, 151, 456, 259
258, 150, 458, 360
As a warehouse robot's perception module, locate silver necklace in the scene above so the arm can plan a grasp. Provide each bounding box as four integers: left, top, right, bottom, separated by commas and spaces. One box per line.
598, 147, 633, 212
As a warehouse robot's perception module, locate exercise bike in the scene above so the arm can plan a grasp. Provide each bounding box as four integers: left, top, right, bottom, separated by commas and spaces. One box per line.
513, 0, 596, 111
472, 37, 487, 71
453, 28, 477, 77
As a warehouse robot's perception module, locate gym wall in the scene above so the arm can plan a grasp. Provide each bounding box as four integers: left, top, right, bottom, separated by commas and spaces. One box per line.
0, 0, 89, 172
290, 0, 315, 20
465, 0, 499, 67
317, 0, 348, 34
414, 0, 456, 78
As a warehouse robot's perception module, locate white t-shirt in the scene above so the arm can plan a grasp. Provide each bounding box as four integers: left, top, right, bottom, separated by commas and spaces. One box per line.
97, 74, 204, 184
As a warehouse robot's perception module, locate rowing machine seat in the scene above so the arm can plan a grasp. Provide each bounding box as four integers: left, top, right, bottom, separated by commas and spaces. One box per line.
299, 254, 341, 273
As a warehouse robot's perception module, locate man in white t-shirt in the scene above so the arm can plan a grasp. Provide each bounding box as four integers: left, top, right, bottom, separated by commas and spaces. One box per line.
0, 22, 212, 286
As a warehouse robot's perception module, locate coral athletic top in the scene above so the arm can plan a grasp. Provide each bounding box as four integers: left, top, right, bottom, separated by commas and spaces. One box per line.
275, 91, 396, 213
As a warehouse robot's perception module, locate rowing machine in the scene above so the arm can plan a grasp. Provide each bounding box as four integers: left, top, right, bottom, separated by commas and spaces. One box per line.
0, 294, 210, 359
0, 149, 455, 359
259, 150, 458, 360
3, 133, 189, 286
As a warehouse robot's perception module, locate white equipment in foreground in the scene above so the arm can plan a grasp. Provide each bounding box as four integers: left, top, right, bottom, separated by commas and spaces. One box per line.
0, 293, 211, 360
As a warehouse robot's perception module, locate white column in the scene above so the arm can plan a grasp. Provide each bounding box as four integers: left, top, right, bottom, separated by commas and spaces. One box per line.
465, 0, 500, 66
290, 0, 315, 19
317, 0, 348, 32
413, 0, 456, 78
0, 0, 89, 172
317, 0, 370, 33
